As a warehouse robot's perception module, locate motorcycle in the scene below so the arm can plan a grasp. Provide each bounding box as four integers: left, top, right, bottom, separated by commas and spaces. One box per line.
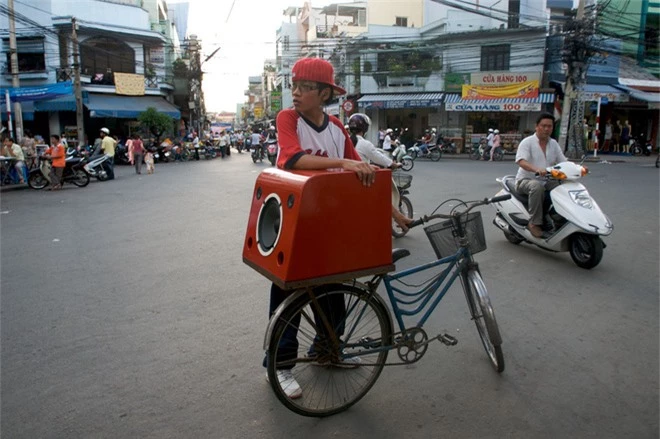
266, 139, 278, 166
409, 141, 442, 161
114, 143, 130, 165
438, 136, 457, 154
251, 143, 265, 163
629, 136, 652, 156
492, 160, 612, 269
28, 155, 90, 190
83, 145, 113, 181
470, 139, 503, 161
390, 140, 414, 171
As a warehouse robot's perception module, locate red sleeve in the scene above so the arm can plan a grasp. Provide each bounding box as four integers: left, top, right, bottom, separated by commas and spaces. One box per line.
276, 109, 306, 169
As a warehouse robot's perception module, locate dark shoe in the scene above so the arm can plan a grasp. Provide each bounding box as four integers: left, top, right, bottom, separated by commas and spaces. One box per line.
527, 223, 544, 238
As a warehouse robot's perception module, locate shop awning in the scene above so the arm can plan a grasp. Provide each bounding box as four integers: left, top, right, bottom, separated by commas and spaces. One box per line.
1, 101, 34, 121
34, 94, 81, 112
614, 85, 660, 103
86, 94, 181, 119
358, 93, 444, 109
444, 93, 554, 111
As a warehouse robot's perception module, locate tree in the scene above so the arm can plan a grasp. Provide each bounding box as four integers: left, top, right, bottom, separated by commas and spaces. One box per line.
138, 107, 173, 145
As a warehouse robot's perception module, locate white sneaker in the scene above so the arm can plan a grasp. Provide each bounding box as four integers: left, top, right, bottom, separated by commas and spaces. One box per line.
267, 370, 302, 399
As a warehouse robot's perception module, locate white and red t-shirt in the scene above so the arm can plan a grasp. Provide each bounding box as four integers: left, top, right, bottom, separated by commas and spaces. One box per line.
276, 109, 360, 169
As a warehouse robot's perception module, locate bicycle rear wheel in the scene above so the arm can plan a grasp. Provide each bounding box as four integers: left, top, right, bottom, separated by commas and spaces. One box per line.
461, 269, 504, 372
267, 284, 392, 417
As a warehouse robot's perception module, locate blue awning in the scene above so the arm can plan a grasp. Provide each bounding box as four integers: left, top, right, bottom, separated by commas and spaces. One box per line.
86, 94, 181, 119
1, 100, 34, 121
444, 93, 555, 104
358, 93, 444, 109
34, 94, 82, 112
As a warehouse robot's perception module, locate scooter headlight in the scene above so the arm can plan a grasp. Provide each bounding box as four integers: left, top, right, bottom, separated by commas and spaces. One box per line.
569, 190, 594, 209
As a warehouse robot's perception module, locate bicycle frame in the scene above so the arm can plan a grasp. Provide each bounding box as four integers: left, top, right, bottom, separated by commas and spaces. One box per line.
382, 246, 472, 333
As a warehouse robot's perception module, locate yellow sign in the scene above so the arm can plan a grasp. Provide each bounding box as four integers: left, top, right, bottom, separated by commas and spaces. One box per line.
462, 80, 539, 100
115, 73, 146, 96
254, 107, 263, 118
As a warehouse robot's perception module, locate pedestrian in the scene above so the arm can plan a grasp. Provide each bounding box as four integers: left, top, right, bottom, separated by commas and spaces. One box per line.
20, 129, 37, 160
144, 150, 155, 174
604, 120, 613, 152
382, 128, 394, 153
99, 128, 115, 180
378, 128, 385, 148
2, 136, 27, 183
489, 129, 501, 161
266, 57, 377, 399
130, 134, 145, 174
60, 132, 68, 149
43, 134, 66, 190
219, 130, 230, 158
621, 120, 631, 154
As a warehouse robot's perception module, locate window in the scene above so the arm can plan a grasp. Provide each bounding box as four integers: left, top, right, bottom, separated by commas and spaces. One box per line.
644, 16, 659, 60
283, 35, 290, 52
2, 37, 46, 73
80, 37, 136, 78
481, 44, 510, 71
395, 17, 408, 27
508, 0, 520, 29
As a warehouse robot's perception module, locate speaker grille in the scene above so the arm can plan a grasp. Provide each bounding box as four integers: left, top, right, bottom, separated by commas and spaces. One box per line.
257, 194, 282, 256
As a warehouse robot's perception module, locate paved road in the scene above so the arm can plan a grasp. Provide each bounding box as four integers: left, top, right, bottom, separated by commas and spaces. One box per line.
1, 153, 658, 438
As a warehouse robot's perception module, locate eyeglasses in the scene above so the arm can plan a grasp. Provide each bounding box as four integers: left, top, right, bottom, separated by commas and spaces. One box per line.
290, 81, 319, 93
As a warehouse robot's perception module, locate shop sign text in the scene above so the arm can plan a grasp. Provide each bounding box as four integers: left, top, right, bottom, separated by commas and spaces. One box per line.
445, 102, 542, 112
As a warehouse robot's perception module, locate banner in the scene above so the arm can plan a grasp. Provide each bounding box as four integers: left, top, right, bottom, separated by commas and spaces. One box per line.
446, 101, 542, 112
115, 73, 146, 96
462, 80, 539, 100
0, 81, 73, 103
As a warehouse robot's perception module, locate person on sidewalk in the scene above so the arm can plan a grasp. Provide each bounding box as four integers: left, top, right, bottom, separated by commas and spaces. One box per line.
514, 113, 567, 238
43, 135, 66, 190
489, 129, 501, 161
2, 137, 27, 184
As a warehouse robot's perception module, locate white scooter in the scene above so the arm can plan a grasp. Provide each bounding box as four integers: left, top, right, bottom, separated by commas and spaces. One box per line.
492, 161, 613, 269
83, 145, 112, 181
390, 140, 414, 171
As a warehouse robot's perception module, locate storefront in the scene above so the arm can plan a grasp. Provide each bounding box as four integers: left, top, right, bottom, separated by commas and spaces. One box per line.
357, 93, 444, 146
442, 92, 555, 152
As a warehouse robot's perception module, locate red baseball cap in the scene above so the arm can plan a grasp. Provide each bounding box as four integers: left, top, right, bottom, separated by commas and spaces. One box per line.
291, 57, 346, 95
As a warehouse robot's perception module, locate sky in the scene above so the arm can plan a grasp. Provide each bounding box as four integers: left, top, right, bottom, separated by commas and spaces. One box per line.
187, 0, 336, 113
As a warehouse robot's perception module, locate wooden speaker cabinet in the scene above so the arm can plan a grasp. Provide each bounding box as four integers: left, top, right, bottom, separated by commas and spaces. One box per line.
243, 168, 394, 289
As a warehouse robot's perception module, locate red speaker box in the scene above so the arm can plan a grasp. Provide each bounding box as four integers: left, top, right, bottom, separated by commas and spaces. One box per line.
243, 168, 394, 289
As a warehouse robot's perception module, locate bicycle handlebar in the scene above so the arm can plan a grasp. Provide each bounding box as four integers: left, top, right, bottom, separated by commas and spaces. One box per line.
407, 194, 511, 228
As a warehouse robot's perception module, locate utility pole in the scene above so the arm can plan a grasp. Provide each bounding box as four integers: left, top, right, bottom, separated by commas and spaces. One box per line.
71, 17, 85, 148
557, 0, 591, 157
7, 0, 23, 142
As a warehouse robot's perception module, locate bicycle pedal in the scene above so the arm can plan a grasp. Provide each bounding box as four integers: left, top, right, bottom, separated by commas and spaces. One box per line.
438, 333, 458, 346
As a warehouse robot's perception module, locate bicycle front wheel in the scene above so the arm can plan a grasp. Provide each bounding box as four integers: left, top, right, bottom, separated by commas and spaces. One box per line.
461, 270, 504, 373
267, 284, 392, 417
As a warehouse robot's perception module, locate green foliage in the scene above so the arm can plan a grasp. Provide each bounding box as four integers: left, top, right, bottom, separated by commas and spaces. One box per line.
172, 58, 188, 78
138, 107, 173, 144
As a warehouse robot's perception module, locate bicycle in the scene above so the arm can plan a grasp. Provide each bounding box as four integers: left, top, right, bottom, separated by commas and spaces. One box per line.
264, 194, 511, 417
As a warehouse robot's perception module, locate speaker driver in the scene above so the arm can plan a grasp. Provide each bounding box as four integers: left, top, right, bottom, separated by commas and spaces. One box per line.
256, 193, 283, 256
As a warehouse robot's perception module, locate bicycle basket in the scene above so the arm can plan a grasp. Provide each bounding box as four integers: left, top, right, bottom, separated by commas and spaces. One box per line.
423, 212, 487, 259
392, 172, 412, 190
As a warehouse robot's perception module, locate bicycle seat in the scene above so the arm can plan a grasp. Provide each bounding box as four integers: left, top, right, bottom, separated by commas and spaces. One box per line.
504, 178, 529, 206
392, 248, 410, 264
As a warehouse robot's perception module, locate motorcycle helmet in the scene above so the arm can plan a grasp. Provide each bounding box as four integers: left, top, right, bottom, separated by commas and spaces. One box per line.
488, 128, 494, 133
100, 127, 110, 135
494, 129, 499, 134
348, 113, 371, 134
386, 128, 393, 134
431, 128, 437, 133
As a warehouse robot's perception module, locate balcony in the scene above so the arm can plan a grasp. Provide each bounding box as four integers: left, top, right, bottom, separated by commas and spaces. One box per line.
316, 23, 368, 39
56, 68, 173, 90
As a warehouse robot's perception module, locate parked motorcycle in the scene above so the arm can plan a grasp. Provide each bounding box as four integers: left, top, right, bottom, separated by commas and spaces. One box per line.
28, 155, 90, 190
114, 143, 131, 165
409, 141, 442, 161
492, 160, 612, 269
438, 136, 458, 154
630, 136, 652, 156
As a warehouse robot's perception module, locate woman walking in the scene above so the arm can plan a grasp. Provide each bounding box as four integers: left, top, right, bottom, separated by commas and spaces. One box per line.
129, 134, 145, 174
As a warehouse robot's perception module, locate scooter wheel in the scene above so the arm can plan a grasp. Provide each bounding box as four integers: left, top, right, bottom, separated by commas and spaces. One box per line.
569, 233, 604, 269
28, 172, 48, 190
401, 158, 414, 172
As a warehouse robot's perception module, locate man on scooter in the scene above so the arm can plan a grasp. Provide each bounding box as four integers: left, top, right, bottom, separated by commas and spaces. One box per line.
514, 113, 567, 238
